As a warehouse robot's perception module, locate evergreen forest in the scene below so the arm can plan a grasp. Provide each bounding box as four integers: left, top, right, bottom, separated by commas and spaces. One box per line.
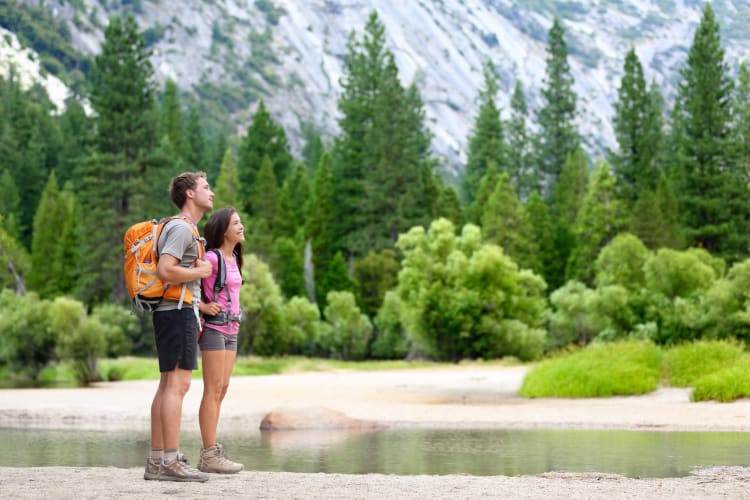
2, 5, 750, 384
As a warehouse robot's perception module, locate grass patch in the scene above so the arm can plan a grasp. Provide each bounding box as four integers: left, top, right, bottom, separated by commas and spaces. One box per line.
691, 361, 750, 402
99, 357, 160, 381
663, 340, 745, 387
519, 341, 662, 398
5, 356, 504, 386
96, 356, 465, 381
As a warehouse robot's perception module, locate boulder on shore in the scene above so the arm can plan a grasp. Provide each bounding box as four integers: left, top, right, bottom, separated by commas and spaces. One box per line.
259, 406, 386, 431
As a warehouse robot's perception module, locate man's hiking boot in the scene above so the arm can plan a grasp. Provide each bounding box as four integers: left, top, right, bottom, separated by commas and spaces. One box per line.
144, 452, 191, 480
160, 458, 209, 482
143, 457, 161, 480
198, 443, 243, 474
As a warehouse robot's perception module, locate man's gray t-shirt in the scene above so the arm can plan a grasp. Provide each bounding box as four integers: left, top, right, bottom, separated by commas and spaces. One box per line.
155, 218, 202, 311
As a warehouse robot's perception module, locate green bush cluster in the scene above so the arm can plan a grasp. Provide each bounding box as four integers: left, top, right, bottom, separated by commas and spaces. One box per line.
0, 291, 136, 385
548, 234, 750, 347
521, 339, 750, 402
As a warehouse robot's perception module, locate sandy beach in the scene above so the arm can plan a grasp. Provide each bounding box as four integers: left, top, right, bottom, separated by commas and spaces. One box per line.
1, 365, 750, 498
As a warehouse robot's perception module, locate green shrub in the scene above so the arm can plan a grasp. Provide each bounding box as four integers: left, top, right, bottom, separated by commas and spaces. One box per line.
691, 362, 750, 402
396, 219, 548, 361
663, 340, 745, 387
371, 291, 410, 359
520, 341, 662, 398
321, 291, 372, 360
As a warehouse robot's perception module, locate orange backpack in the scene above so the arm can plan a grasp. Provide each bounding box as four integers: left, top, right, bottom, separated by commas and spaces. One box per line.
123, 215, 204, 312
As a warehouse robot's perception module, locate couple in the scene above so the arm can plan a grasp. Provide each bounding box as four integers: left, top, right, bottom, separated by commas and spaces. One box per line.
144, 171, 245, 482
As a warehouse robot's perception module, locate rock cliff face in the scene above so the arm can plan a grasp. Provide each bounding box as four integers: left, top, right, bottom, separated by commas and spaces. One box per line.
10, 0, 750, 175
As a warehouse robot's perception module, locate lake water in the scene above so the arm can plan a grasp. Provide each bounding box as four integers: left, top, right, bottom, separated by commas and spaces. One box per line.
3, 427, 749, 477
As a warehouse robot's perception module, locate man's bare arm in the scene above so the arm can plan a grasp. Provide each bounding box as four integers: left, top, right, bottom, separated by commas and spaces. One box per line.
157, 254, 212, 284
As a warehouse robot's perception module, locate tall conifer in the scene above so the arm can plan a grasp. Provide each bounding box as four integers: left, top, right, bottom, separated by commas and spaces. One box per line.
567, 161, 625, 285
534, 17, 579, 198
508, 80, 533, 198
77, 14, 158, 304
308, 153, 337, 304
481, 173, 538, 271
462, 60, 506, 205
611, 48, 663, 204
333, 11, 435, 257
238, 100, 293, 214
672, 3, 748, 259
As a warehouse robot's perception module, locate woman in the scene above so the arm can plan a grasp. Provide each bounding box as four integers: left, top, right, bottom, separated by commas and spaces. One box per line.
197, 207, 245, 474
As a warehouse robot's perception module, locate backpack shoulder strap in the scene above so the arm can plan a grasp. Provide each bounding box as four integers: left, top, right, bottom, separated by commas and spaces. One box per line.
212, 249, 226, 294
157, 215, 205, 259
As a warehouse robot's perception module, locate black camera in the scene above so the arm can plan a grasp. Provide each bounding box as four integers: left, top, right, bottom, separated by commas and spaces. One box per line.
203, 311, 229, 326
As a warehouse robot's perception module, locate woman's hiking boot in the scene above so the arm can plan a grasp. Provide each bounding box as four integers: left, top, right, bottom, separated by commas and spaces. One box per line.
198, 443, 243, 474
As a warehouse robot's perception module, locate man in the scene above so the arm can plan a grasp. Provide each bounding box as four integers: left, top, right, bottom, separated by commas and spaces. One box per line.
144, 171, 214, 482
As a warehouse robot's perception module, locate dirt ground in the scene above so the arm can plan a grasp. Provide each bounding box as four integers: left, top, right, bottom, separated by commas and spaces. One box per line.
2, 365, 750, 499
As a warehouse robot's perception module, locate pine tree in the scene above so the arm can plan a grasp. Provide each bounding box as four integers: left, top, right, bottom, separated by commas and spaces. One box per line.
208, 131, 228, 181
213, 148, 242, 210
56, 184, 78, 296
89, 14, 157, 162
548, 146, 589, 290
74, 153, 127, 303
435, 184, 464, 228
271, 237, 306, 299
184, 105, 207, 172
57, 100, 93, 187
332, 11, 436, 257
628, 175, 681, 251
672, 3, 748, 259
534, 17, 579, 198
0, 169, 21, 239
159, 79, 185, 158
17, 119, 50, 247
567, 161, 625, 285
238, 100, 293, 214
246, 155, 280, 259
508, 80, 533, 198
462, 60, 506, 205
730, 62, 750, 176
77, 14, 158, 304
301, 122, 325, 172
481, 173, 539, 271
29, 171, 66, 297
467, 161, 499, 224
655, 174, 682, 249
307, 152, 337, 304
610, 48, 663, 204
319, 251, 359, 310
353, 248, 400, 318
552, 146, 589, 226
525, 190, 555, 282
282, 162, 311, 237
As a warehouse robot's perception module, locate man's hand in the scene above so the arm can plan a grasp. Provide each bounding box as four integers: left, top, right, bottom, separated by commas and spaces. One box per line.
195, 258, 212, 279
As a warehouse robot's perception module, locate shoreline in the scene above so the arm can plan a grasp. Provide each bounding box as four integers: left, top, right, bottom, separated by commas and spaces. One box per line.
2, 366, 750, 498
2, 466, 749, 499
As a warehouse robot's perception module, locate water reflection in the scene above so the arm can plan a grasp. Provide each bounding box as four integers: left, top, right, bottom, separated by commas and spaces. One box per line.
2, 427, 749, 478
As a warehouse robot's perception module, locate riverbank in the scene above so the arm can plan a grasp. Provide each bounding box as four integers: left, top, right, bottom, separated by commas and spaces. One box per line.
1, 365, 749, 498
2, 465, 749, 499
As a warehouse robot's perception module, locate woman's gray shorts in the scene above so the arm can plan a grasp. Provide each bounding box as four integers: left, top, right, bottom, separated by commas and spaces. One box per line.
199, 327, 238, 352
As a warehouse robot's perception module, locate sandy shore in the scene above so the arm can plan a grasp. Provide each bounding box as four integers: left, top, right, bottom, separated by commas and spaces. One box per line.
2, 365, 750, 498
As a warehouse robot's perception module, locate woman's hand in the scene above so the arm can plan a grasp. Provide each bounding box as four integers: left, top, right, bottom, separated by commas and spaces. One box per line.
200, 301, 223, 316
